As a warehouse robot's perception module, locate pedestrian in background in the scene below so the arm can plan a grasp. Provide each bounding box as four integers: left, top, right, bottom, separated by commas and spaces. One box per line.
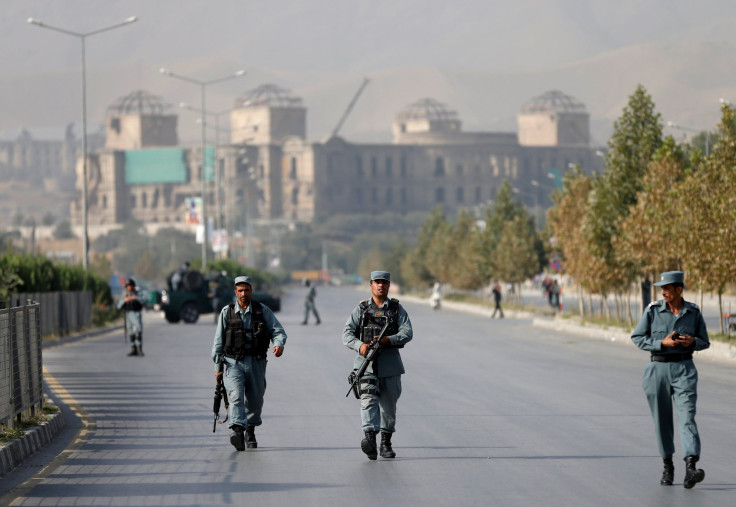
300, 279, 321, 325
491, 280, 504, 319
117, 278, 144, 357
343, 270, 413, 460
211, 276, 287, 451
631, 271, 710, 489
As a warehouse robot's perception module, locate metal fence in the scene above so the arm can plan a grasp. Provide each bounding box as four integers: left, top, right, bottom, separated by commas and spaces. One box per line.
7, 291, 93, 337
0, 301, 43, 428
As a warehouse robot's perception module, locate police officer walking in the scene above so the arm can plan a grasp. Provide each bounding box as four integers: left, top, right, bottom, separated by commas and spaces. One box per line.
300, 279, 321, 325
631, 271, 710, 488
211, 276, 287, 451
117, 278, 144, 356
343, 270, 413, 460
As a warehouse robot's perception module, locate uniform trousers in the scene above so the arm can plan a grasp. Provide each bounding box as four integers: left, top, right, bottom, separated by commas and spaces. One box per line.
360, 374, 402, 433
642, 359, 701, 459
304, 300, 320, 323
224, 355, 267, 428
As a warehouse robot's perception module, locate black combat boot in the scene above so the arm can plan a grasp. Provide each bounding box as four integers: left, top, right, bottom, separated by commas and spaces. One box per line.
229, 425, 245, 451
380, 432, 396, 459
245, 425, 257, 449
361, 430, 377, 460
660, 457, 674, 485
127, 345, 138, 356
683, 455, 705, 489
137, 345, 144, 357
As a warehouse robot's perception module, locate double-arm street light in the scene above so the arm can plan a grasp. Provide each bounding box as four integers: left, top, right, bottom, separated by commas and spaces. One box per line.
159, 68, 246, 271
28, 15, 138, 270
666, 121, 710, 157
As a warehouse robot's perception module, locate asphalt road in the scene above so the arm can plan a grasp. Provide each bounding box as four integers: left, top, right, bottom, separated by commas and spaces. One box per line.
3, 285, 736, 506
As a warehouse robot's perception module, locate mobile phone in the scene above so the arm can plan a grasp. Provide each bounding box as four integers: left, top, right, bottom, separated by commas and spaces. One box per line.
672, 332, 681, 340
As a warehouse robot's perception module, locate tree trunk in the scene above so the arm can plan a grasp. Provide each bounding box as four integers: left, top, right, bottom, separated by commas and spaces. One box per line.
578, 285, 585, 317
626, 286, 633, 326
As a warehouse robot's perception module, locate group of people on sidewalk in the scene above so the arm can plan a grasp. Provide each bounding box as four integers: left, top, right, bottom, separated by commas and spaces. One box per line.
116, 268, 709, 487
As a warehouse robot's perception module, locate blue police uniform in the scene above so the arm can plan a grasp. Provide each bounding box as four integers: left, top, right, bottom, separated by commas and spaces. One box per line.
631, 271, 709, 487
211, 278, 286, 436
117, 280, 144, 356
343, 271, 413, 459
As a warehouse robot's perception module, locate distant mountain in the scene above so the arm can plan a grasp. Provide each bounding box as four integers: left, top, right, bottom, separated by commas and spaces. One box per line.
2, 0, 735, 146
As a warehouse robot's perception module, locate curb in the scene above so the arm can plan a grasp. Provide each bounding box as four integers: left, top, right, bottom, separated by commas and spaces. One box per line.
42, 323, 123, 350
0, 409, 66, 476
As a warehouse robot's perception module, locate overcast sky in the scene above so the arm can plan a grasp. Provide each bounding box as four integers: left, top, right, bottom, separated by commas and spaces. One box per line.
3, 0, 736, 142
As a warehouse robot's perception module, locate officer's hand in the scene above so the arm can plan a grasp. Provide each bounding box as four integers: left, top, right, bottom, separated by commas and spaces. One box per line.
662, 332, 680, 348
360, 343, 370, 356
273, 345, 283, 357
677, 334, 695, 348
380, 336, 391, 346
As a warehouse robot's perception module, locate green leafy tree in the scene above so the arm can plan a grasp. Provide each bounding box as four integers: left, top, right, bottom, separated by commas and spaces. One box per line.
401, 206, 449, 288
585, 84, 663, 294
445, 210, 485, 289
493, 215, 542, 294
680, 104, 736, 332
53, 219, 75, 239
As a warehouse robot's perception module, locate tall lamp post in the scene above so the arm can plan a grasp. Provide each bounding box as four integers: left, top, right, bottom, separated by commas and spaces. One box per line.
28, 16, 138, 270
159, 68, 246, 271
666, 121, 710, 157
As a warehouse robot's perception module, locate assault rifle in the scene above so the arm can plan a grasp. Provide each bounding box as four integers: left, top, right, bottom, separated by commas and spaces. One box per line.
212, 358, 229, 432
346, 318, 389, 398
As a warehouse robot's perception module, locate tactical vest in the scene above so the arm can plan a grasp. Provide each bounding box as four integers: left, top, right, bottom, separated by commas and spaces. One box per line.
123, 297, 143, 312
356, 298, 402, 348
223, 301, 272, 359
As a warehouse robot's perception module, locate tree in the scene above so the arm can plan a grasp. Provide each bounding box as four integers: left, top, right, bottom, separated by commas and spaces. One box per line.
585, 84, 663, 295
617, 137, 687, 279
547, 167, 595, 314
41, 211, 56, 226
479, 180, 528, 280
680, 104, 736, 332
53, 220, 75, 239
445, 210, 485, 290
493, 215, 541, 293
401, 206, 449, 288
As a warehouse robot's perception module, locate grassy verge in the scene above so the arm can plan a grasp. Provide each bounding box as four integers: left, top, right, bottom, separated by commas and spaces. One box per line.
0, 404, 58, 444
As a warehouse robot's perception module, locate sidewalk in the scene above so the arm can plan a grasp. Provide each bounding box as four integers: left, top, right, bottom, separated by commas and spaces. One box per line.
401, 292, 736, 367
0, 322, 122, 477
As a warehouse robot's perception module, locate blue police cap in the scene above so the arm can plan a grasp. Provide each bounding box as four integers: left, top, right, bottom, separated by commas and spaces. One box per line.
653, 271, 685, 288
370, 271, 391, 282
233, 275, 252, 287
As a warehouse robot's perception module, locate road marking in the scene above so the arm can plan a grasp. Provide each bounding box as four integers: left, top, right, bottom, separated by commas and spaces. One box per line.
1, 366, 96, 506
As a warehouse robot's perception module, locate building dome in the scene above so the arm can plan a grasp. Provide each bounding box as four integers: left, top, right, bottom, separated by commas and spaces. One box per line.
396, 98, 459, 121
235, 84, 303, 108
106, 90, 171, 115
521, 90, 587, 114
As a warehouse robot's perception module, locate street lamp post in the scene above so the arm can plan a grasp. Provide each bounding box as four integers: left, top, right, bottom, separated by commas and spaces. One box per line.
160, 68, 246, 271
28, 16, 138, 270
666, 121, 710, 157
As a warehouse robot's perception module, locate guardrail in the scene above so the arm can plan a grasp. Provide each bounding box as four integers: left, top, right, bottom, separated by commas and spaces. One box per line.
0, 301, 43, 429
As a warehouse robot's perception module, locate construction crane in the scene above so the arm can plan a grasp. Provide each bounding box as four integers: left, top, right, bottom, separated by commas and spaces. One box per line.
331, 77, 370, 138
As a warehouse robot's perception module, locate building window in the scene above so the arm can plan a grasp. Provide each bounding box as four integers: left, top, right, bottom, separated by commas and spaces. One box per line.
434, 157, 445, 177
475, 186, 482, 203
371, 156, 378, 176
400, 156, 407, 177
142, 192, 148, 208
152, 189, 159, 208
400, 187, 407, 204
130, 195, 137, 209
456, 187, 464, 203
355, 188, 363, 203
291, 187, 299, 205
435, 187, 445, 203
386, 156, 392, 176
371, 187, 378, 203
290, 157, 297, 180
102, 195, 107, 209
386, 188, 393, 205
356, 156, 363, 177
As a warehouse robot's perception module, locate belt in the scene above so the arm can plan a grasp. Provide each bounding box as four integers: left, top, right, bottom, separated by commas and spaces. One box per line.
651, 353, 693, 362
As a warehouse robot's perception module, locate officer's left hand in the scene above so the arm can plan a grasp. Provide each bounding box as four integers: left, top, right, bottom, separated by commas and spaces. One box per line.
379, 336, 391, 346
676, 334, 695, 348
272, 345, 284, 357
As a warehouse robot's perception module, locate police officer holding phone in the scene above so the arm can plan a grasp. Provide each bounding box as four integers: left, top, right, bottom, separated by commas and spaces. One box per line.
631, 271, 710, 488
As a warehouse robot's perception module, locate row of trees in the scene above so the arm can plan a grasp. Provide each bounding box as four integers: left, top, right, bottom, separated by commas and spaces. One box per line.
399, 181, 546, 295
547, 85, 736, 332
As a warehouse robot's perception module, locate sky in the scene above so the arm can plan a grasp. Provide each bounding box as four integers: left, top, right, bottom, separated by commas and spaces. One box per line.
2, 0, 736, 143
